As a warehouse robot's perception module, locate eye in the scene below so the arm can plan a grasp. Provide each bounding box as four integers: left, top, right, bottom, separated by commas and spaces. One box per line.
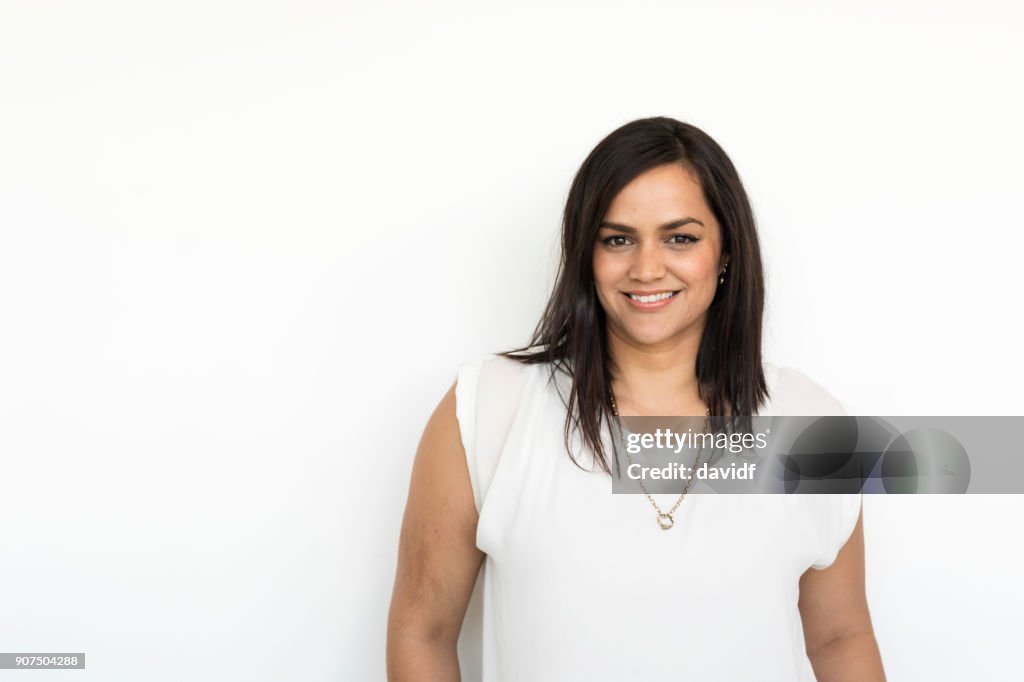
668, 234, 698, 245
600, 235, 632, 247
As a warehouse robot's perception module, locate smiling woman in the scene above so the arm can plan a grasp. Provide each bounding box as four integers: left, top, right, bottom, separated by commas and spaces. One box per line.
593, 164, 729, 398
387, 117, 885, 681
498, 118, 769, 466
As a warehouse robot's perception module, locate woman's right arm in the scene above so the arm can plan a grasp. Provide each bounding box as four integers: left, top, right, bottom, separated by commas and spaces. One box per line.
387, 383, 484, 681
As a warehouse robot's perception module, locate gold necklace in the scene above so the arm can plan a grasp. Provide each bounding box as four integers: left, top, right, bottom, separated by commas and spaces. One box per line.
609, 394, 710, 530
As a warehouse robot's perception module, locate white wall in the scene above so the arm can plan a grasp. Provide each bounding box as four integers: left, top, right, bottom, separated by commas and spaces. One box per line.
0, 1, 1021, 680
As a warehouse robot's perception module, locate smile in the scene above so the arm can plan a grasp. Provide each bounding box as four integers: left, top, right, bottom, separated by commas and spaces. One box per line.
622, 290, 680, 309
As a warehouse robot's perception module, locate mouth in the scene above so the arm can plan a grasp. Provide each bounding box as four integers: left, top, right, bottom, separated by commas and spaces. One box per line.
621, 290, 680, 309
624, 290, 678, 302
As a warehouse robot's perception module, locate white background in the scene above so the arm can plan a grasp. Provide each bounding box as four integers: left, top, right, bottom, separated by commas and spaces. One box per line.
1, 1, 1022, 680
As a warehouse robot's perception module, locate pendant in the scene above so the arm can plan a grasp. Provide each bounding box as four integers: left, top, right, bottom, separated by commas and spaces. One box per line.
657, 513, 674, 530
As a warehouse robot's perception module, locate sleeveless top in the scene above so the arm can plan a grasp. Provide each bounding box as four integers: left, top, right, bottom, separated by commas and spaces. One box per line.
454, 354, 863, 681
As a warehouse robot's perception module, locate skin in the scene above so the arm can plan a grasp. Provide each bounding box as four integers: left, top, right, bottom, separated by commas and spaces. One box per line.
387, 383, 481, 681
593, 162, 728, 417
387, 162, 885, 680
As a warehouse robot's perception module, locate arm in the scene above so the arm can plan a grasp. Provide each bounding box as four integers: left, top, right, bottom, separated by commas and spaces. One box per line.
798, 505, 886, 681
387, 383, 485, 681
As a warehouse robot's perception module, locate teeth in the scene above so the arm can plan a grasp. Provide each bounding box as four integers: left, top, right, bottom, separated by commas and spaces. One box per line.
629, 291, 675, 303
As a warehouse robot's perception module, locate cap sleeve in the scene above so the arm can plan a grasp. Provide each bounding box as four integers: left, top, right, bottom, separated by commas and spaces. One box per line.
769, 367, 848, 416
453, 355, 533, 514
454, 359, 485, 511
811, 492, 864, 570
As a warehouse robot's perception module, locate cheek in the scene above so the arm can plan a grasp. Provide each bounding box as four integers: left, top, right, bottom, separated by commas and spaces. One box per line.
592, 252, 621, 283
669, 252, 719, 282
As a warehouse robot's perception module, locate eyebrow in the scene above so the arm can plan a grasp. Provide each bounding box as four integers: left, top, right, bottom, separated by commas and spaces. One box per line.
597, 217, 705, 234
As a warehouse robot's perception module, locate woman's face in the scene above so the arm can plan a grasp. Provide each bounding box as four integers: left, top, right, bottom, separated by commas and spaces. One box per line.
592, 163, 728, 352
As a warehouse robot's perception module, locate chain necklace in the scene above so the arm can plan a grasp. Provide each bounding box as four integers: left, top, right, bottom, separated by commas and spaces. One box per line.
609, 394, 710, 531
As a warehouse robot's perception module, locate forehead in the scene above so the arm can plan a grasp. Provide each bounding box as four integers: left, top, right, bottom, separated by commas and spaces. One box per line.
604, 163, 713, 223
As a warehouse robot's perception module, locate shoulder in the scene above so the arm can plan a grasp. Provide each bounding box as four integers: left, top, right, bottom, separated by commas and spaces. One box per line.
455, 352, 543, 404
760, 361, 846, 416
453, 351, 545, 512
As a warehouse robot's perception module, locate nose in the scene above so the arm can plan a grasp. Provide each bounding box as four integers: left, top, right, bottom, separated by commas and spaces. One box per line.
629, 241, 666, 282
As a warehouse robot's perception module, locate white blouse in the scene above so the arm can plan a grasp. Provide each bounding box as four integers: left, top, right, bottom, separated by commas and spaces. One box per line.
455, 354, 863, 682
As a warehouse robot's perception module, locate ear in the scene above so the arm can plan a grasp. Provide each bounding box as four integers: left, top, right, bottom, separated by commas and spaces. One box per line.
720, 253, 731, 271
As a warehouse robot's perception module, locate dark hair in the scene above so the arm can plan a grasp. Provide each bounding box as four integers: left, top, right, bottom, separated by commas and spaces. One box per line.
499, 116, 767, 474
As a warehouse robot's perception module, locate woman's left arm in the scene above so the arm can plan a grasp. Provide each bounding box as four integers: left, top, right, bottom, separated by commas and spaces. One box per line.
798, 506, 887, 682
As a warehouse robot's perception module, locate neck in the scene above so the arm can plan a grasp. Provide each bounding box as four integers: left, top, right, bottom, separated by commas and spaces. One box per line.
606, 324, 706, 416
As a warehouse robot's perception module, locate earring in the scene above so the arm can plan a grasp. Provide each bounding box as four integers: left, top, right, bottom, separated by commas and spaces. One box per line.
718, 263, 728, 285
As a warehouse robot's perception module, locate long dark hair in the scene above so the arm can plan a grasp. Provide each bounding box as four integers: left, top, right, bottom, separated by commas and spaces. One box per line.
500, 116, 767, 474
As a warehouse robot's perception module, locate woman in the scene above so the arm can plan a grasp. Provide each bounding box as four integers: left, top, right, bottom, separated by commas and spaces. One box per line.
387, 117, 885, 680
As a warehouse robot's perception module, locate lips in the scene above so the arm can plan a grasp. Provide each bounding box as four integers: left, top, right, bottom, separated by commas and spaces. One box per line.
625, 290, 678, 303
622, 290, 680, 310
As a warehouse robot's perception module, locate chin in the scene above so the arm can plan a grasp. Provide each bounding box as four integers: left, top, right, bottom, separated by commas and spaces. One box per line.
621, 326, 680, 347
